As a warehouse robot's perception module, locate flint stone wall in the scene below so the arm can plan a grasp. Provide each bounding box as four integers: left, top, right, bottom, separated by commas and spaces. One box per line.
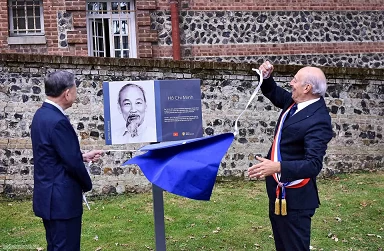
0, 53, 383, 197
152, 10, 384, 68
153, 11, 384, 46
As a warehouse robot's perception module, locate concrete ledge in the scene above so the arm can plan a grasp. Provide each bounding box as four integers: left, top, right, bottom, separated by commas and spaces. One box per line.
7, 36, 47, 45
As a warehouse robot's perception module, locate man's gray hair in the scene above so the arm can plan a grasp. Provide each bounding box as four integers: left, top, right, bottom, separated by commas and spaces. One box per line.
303, 70, 327, 97
44, 71, 75, 97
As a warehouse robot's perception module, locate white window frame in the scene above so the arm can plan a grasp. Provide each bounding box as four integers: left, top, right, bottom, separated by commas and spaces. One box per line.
86, 1, 137, 58
8, 0, 45, 36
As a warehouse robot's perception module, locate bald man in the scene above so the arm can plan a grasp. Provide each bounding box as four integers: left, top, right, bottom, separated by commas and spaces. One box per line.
248, 62, 333, 251
112, 83, 157, 144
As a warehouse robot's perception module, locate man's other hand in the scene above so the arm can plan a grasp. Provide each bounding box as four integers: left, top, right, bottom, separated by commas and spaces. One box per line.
83, 150, 104, 163
248, 156, 281, 179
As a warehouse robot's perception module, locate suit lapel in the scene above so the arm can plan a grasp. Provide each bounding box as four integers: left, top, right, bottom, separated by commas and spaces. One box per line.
282, 97, 325, 129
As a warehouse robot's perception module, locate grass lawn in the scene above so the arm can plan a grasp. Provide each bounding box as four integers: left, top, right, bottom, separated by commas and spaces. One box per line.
0, 171, 383, 251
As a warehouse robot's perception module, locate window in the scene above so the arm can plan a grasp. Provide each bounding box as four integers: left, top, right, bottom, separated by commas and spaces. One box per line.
86, 1, 137, 58
8, 0, 44, 36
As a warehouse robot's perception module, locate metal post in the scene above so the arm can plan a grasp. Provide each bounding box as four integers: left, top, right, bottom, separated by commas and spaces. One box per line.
152, 184, 166, 251
170, 0, 181, 60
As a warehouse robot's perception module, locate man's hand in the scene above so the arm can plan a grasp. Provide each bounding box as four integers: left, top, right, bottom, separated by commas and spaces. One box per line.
259, 61, 274, 79
83, 150, 104, 163
248, 156, 281, 179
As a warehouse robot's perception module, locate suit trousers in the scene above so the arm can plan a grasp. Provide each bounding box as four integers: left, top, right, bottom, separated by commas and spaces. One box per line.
43, 216, 82, 251
269, 206, 315, 251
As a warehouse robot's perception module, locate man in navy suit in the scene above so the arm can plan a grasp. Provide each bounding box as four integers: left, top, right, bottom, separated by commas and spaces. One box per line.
31, 71, 103, 251
248, 61, 333, 251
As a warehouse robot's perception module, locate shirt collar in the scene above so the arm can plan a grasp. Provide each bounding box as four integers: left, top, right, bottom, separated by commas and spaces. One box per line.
296, 98, 320, 113
45, 99, 66, 115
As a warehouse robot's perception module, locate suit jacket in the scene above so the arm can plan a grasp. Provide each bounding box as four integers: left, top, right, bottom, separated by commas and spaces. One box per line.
261, 77, 333, 210
31, 102, 92, 220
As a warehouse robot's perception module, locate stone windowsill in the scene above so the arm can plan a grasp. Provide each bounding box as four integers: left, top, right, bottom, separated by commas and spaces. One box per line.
7, 36, 47, 45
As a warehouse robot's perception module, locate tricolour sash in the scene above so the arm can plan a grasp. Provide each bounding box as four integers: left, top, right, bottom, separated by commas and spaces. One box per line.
271, 103, 310, 216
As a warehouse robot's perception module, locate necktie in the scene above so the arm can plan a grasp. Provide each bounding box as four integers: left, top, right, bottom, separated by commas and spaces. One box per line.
286, 103, 297, 121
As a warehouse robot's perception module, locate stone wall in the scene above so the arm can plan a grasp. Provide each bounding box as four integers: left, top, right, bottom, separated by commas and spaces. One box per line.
0, 53, 383, 196
154, 11, 384, 46
151, 7, 384, 69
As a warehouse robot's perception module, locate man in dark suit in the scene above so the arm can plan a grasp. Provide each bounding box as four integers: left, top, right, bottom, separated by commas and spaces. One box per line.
248, 61, 333, 251
31, 71, 103, 251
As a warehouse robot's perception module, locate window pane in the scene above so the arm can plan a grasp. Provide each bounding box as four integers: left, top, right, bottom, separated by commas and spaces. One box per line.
12, 7, 17, 18
12, 17, 18, 29
27, 17, 35, 29
87, 2, 107, 14
34, 6, 40, 17
93, 38, 97, 51
121, 20, 128, 35
113, 20, 119, 34
112, 2, 118, 14
100, 2, 107, 12
27, 7, 33, 17
122, 36, 128, 49
123, 50, 129, 58
114, 36, 120, 49
35, 18, 41, 29
87, 2, 95, 11
121, 2, 129, 12
17, 8, 24, 17
98, 38, 104, 50
97, 22, 103, 35
115, 51, 121, 58
17, 18, 26, 30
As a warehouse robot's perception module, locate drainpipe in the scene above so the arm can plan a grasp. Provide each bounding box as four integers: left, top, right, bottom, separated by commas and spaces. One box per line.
170, 0, 181, 60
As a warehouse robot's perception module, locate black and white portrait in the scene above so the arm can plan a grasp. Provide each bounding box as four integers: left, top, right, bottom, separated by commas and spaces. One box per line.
108, 81, 157, 144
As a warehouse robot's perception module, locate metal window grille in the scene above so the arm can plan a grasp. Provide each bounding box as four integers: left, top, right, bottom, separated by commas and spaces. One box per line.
86, 1, 137, 58
8, 0, 44, 36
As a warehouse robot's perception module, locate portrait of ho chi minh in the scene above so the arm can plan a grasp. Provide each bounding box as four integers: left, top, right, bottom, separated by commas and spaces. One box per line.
111, 82, 157, 144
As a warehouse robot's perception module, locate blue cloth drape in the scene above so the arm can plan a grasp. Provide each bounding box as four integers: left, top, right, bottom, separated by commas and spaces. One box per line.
123, 133, 234, 200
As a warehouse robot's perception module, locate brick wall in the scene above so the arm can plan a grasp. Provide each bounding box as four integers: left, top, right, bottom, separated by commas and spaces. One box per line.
0, 1, 9, 50
0, 0, 77, 56
0, 0, 157, 58
1, 0, 384, 68
0, 53, 383, 196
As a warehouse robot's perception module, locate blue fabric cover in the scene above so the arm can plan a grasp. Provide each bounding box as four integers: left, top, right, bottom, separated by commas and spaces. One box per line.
123, 133, 234, 200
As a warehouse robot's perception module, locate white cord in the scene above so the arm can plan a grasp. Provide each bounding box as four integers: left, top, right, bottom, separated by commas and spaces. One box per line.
83, 161, 92, 210
234, 68, 263, 136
